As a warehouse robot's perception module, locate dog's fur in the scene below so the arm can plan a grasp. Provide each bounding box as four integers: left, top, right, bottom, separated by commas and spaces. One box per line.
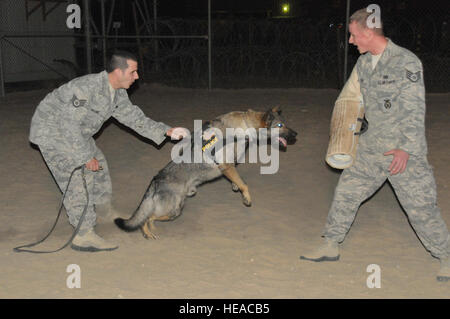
114, 107, 297, 239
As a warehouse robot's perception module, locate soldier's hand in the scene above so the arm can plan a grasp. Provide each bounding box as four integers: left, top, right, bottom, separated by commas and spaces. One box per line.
166, 127, 190, 140
85, 157, 100, 171
384, 149, 409, 175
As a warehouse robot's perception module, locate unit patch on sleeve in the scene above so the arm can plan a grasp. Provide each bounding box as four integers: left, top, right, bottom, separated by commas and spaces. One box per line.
406, 69, 421, 83
71, 95, 87, 108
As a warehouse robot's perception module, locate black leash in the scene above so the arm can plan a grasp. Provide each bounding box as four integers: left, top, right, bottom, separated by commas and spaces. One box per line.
13, 165, 90, 254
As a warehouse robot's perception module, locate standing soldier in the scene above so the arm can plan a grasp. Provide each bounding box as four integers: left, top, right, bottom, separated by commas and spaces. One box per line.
29, 51, 188, 252
300, 8, 450, 281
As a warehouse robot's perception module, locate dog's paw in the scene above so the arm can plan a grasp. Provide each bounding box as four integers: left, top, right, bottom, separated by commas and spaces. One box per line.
143, 232, 159, 240
232, 183, 239, 192
243, 198, 252, 207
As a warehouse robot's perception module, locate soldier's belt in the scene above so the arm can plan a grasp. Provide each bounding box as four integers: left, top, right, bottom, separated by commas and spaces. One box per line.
326, 99, 367, 169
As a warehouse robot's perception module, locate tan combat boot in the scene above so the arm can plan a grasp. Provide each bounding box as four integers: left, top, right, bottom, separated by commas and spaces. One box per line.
71, 229, 118, 252
300, 238, 340, 262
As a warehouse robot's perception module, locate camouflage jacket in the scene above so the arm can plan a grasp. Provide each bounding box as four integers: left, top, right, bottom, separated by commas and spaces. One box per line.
29, 71, 171, 165
356, 39, 427, 157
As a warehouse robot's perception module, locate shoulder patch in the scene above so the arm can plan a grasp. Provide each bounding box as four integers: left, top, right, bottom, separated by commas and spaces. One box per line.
406, 69, 421, 83
71, 94, 87, 108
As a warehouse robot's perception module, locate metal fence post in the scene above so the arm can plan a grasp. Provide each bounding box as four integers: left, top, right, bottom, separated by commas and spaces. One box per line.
208, 0, 212, 90
336, 24, 343, 88
153, 0, 159, 72
84, 0, 92, 73
101, 0, 107, 69
132, 2, 145, 79
343, 0, 351, 85
344, 0, 350, 85
0, 36, 5, 98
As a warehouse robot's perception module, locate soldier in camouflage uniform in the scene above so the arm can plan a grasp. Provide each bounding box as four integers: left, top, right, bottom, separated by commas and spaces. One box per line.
300, 8, 450, 281
29, 51, 187, 252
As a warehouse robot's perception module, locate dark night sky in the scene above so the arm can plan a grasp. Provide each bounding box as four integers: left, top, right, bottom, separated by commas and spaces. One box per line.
88, 0, 449, 37
89, 0, 449, 24
152, 0, 448, 19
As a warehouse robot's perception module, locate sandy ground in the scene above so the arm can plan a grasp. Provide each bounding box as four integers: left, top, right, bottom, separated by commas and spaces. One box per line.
0, 84, 449, 299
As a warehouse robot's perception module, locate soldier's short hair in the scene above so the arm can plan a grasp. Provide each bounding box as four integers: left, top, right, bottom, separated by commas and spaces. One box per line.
106, 50, 138, 73
349, 7, 384, 36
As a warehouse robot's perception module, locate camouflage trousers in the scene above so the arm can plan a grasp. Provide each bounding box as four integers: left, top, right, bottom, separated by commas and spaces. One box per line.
39, 144, 112, 233
323, 146, 450, 259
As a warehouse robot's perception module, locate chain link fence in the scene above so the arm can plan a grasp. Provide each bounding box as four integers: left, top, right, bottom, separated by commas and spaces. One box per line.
350, 0, 450, 92
143, 3, 448, 92
1, 0, 449, 95
0, 0, 78, 95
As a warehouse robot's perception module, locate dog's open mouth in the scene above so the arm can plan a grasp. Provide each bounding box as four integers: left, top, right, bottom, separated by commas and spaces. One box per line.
278, 137, 287, 148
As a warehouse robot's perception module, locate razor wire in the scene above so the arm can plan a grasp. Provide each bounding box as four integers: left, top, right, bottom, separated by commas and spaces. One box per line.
133, 14, 448, 91
1, 7, 448, 92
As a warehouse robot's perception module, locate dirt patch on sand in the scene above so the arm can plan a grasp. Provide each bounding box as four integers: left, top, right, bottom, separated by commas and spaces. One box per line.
0, 85, 449, 298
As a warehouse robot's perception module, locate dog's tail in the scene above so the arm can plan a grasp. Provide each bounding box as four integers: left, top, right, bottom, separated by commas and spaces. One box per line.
114, 183, 156, 232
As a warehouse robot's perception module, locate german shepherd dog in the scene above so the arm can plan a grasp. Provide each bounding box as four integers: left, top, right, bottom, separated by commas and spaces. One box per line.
114, 106, 297, 239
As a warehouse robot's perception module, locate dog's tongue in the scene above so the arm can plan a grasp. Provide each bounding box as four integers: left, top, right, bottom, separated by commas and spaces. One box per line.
278, 137, 287, 148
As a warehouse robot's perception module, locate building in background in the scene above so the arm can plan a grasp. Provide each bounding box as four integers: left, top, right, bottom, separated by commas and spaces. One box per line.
0, 0, 76, 83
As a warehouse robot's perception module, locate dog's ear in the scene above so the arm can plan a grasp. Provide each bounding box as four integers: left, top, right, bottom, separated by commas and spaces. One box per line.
270, 105, 282, 115
262, 109, 275, 125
